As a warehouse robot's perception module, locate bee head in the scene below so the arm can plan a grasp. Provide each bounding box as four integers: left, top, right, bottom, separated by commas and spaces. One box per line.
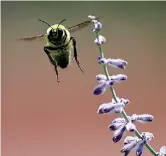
49, 28, 63, 39
38, 19, 66, 39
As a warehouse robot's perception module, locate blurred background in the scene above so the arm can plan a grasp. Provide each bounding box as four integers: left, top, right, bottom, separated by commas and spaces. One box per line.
2, 1, 166, 156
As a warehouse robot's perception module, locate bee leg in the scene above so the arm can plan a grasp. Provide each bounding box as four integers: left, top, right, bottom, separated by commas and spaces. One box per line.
44, 47, 60, 83
71, 37, 84, 73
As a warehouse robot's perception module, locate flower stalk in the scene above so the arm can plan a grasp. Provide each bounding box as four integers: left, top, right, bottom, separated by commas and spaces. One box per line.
89, 15, 160, 156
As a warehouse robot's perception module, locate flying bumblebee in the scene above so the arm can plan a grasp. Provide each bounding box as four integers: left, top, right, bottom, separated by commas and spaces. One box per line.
18, 17, 100, 83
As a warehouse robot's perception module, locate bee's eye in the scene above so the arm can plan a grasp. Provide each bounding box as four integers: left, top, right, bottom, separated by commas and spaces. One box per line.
57, 28, 63, 38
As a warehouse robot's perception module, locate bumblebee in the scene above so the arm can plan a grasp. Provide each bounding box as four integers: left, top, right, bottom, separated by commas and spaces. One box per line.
19, 17, 100, 83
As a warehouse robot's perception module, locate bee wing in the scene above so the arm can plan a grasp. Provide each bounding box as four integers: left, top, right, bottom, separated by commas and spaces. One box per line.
17, 34, 46, 41
68, 16, 102, 33
18, 16, 102, 40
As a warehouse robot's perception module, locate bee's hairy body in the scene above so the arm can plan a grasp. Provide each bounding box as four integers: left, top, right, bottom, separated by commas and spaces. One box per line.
44, 23, 83, 82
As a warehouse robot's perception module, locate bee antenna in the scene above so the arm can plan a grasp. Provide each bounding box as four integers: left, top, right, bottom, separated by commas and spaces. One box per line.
38, 19, 54, 30
57, 19, 66, 29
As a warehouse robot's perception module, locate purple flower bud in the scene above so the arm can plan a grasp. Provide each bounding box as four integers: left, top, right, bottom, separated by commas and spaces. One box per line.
112, 124, 126, 143
107, 58, 128, 69
96, 74, 107, 81
110, 74, 127, 83
97, 102, 125, 114
93, 81, 108, 96
158, 146, 166, 156
97, 103, 115, 114
112, 117, 126, 124
131, 114, 154, 123
99, 99, 129, 114
94, 35, 106, 45
108, 122, 124, 131
95, 22, 102, 29
92, 21, 102, 32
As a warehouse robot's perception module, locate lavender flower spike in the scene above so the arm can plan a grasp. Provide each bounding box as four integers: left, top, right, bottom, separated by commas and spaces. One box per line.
107, 58, 128, 69
89, 15, 158, 156
94, 35, 106, 45
158, 146, 166, 156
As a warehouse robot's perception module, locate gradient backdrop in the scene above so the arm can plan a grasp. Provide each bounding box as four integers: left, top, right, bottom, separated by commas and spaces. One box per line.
2, 1, 166, 156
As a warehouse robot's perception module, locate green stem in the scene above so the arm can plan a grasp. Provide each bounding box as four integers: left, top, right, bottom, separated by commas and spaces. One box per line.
94, 32, 157, 156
